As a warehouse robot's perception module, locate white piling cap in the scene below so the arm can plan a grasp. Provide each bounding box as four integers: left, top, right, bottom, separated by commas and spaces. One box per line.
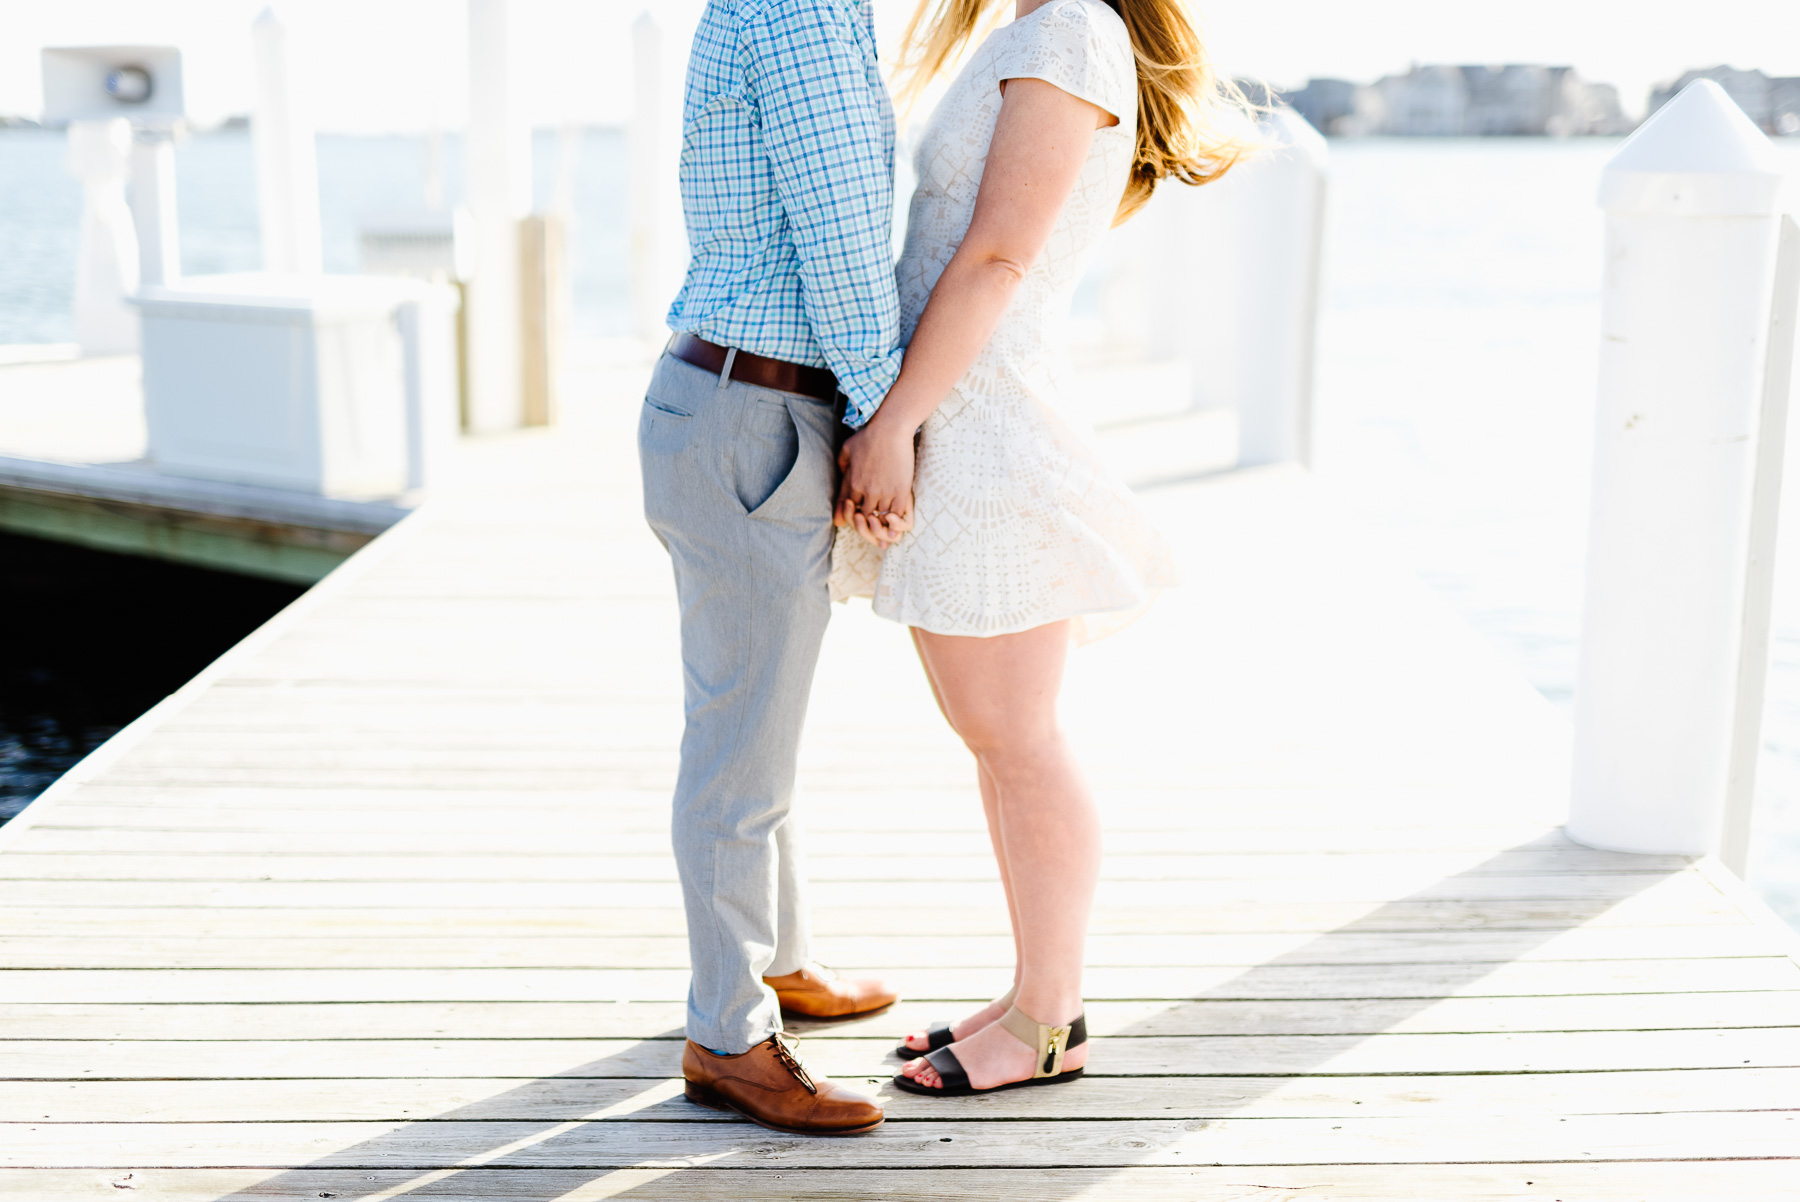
1600, 78, 1785, 216
1264, 106, 1329, 170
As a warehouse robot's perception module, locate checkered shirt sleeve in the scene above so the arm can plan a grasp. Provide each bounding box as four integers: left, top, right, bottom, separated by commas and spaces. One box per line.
669, 0, 903, 425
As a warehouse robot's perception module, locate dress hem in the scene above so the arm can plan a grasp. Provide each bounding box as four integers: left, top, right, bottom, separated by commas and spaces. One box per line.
870, 586, 1169, 645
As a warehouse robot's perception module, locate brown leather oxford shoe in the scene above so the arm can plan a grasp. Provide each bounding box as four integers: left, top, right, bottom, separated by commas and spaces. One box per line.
683, 1035, 884, 1135
763, 963, 898, 1020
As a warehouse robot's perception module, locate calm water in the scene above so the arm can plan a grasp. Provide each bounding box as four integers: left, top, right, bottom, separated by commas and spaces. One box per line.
0, 533, 304, 822
2, 128, 1800, 924
1310, 137, 1800, 925
0, 127, 628, 343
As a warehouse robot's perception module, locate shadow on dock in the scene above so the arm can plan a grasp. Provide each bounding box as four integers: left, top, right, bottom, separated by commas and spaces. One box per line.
204, 837, 1684, 1199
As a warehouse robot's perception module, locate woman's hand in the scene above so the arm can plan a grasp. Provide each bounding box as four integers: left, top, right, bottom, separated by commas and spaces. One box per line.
836, 422, 915, 547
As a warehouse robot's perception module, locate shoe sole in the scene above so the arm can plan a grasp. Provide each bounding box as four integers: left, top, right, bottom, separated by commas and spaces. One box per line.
778, 1000, 897, 1023
891, 1066, 1086, 1097
685, 1080, 884, 1136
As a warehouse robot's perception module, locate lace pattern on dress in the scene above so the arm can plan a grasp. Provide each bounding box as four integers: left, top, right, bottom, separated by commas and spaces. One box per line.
829, 0, 1178, 646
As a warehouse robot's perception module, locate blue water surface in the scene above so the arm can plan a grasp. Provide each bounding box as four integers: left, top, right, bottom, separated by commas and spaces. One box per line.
0, 126, 628, 343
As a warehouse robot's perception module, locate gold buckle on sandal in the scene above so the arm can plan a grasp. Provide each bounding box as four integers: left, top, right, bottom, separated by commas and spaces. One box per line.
1041, 1024, 1072, 1077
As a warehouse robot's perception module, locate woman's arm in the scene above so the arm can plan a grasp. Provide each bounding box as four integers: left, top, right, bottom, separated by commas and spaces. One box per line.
838, 76, 1116, 544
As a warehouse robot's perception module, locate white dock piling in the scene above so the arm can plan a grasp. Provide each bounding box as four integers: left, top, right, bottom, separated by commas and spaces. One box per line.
129, 131, 181, 287
1721, 215, 1800, 875
1140, 107, 1327, 467
629, 11, 666, 343
1568, 80, 1791, 857
464, 0, 532, 432
65, 119, 140, 355
251, 5, 323, 275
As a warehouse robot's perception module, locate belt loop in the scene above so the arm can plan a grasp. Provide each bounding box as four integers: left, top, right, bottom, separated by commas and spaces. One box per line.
717, 346, 738, 390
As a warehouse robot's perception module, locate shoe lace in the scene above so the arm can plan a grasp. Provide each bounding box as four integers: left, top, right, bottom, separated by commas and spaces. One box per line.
767, 1033, 818, 1095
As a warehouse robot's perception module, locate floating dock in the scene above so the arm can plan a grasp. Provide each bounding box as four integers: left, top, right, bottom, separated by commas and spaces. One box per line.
1, 356, 1797, 1199
0, 352, 413, 583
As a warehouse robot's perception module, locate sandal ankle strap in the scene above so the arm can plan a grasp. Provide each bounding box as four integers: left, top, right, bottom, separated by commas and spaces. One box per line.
997, 1005, 1087, 1078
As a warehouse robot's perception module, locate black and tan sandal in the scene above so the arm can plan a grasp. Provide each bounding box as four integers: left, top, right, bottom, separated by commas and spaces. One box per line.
892, 986, 1016, 1060
891, 1004, 1087, 1097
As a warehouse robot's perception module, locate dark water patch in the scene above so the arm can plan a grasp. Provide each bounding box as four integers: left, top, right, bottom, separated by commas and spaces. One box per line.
0, 533, 303, 824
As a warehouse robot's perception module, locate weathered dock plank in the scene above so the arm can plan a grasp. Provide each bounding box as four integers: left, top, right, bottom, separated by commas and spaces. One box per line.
8, 992, 1795, 1040
0, 358, 1795, 1198
5, 1028, 1799, 1079
4, 1164, 1796, 1202
7, 1066, 1800, 1123
9, 1111, 1800, 1168
0, 926, 1780, 968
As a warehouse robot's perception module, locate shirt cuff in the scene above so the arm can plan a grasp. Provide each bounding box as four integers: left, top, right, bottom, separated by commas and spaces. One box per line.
835, 348, 905, 428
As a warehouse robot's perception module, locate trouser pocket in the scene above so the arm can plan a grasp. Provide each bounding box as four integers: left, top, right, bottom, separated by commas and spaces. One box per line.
732, 395, 800, 515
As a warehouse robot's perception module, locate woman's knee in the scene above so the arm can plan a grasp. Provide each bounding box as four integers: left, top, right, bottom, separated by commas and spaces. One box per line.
955, 714, 1064, 772
918, 622, 1070, 759
946, 709, 1008, 758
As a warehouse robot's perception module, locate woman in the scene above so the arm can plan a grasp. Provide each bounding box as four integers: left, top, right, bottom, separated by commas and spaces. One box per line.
832, 0, 1252, 1096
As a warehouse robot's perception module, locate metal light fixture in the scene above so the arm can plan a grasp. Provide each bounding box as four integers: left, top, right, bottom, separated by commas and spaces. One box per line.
103, 66, 153, 104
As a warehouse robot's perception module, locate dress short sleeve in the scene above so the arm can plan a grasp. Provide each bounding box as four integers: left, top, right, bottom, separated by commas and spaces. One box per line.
992, 0, 1136, 126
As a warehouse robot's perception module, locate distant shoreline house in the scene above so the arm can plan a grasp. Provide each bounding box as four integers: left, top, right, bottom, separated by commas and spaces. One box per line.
1649, 66, 1800, 135
1286, 65, 1632, 137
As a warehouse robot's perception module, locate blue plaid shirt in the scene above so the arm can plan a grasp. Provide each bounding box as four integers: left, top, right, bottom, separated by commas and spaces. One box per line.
666, 0, 903, 426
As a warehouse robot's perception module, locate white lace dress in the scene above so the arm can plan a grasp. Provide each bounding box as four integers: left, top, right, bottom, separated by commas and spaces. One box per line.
830, 0, 1178, 645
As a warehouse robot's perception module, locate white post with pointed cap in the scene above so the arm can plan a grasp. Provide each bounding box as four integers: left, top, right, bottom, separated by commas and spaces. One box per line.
251, 5, 323, 274
1568, 79, 1790, 856
464, 0, 532, 431
627, 8, 687, 348
66, 118, 140, 354
1140, 107, 1328, 466
129, 132, 181, 287
628, 11, 664, 343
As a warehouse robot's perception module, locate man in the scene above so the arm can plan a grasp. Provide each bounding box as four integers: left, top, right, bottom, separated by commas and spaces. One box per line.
637, 0, 902, 1136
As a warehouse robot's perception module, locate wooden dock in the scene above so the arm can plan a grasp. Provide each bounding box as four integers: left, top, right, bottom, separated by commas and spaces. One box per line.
2, 354, 1798, 1199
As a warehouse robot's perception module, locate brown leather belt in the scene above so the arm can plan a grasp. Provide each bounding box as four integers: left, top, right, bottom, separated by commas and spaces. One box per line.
669, 332, 839, 402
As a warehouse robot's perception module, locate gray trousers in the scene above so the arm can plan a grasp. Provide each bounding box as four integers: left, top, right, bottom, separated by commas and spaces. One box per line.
638, 350, 840, 1052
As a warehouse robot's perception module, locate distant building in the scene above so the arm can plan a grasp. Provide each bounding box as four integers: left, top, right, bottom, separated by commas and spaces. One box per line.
1336, 65, 1631, 137
1551, 76, 1630, 138
1284, 65, 1630, 137
1777, 79, 1800, 135
1284, 78, 1358, 136
1360, 65, 1467, 136
1650, 66, 1800, 134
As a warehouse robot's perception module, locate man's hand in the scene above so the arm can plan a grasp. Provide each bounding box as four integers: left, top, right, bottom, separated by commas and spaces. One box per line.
835, 423, 915, 548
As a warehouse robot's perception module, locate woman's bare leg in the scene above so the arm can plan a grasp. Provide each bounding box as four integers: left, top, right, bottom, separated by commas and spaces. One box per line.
898, 632, 1023, 1054
975, 762, 1027, 989
902, 620, 1099, 1089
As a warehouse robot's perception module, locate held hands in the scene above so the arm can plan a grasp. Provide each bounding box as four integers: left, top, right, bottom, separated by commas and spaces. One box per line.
835, 422, 915, 548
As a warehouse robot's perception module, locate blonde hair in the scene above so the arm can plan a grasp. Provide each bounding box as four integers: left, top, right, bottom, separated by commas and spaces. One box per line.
893, 0, 1259, 223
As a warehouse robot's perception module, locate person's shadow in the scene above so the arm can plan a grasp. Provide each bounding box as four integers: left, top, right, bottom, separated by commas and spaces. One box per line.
206, 835, 1688, 1199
